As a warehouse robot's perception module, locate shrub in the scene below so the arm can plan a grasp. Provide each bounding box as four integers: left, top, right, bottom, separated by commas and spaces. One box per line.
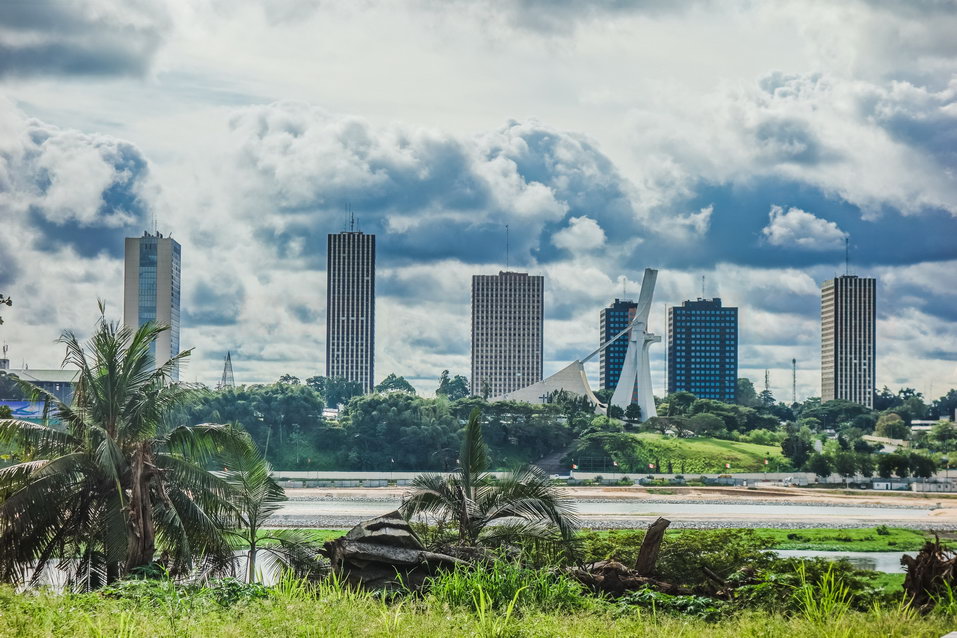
875, 525, 891, 536
426, 561, 587, 613
618, 587, 727, 621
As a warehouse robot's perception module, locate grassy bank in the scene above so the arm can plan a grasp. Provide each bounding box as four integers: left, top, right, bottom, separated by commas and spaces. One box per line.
758, 527, 942, 552
0, 585, 950, 638
631, 433, 785, 473
291, 527, 947, 553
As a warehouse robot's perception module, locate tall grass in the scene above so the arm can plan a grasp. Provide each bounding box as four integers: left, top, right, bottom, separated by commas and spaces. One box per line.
426, 560, 586, 613
793, 562, 851, 624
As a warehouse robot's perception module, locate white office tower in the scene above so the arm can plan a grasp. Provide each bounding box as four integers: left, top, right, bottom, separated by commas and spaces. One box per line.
821, 275, 876, 408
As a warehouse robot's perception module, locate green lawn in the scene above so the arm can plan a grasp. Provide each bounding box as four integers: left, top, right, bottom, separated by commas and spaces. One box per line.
632, 433, 785, 473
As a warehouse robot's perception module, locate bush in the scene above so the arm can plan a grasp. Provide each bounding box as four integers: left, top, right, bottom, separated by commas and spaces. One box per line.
426, 561, 587, 613
618, 587, 727, 620
733, 557, 887, 613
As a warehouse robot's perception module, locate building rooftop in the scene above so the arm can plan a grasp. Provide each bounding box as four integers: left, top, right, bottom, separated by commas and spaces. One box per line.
5, 369, 80, 384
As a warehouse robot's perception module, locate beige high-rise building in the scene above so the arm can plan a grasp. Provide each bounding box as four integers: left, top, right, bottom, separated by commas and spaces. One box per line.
123, 231, 182, 380
471, 271, 543, 397
821, 275, 876, 408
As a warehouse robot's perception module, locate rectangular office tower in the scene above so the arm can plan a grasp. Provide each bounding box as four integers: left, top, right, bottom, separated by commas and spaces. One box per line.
123, 231, 181, 379
667, 298, 738, 402
821, 275, 876, 408
599, 299, 638, 392
326, 231, 376, 392
471, 271, 544, 397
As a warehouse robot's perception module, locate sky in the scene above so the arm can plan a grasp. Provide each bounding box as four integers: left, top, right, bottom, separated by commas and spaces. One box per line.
0, 0, 956, 400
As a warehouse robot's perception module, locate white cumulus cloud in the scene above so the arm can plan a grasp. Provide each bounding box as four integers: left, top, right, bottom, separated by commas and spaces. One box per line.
762, 205, 847, 250
552, 215, 606, 252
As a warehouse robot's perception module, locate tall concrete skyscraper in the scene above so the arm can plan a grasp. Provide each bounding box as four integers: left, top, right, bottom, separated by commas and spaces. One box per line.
326, 230, 376, 392
821, 275, 876, 408
124, 231, 181, 379
667, 298, 738, 402
471, 271, 543, 397
599, 298, 637, 392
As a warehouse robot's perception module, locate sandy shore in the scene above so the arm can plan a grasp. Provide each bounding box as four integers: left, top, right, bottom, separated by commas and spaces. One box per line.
273, 485, 957, 530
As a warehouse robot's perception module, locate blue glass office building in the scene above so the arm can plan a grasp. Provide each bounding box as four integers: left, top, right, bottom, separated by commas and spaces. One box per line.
124, 231, 182, 380
667, 298, 737, 401
599, 298, 638, 392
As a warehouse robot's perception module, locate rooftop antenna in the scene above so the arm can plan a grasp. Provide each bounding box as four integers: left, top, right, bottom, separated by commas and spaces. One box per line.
505, 224, 510, 271
622, 275, 626, 299
701, 275, 705, 299
792, 358, 797, 404
844, 236, 849, 275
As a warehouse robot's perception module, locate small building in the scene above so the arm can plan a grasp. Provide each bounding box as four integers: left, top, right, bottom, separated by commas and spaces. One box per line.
872, 480, 910, 491
911, 481, 957, 493
3, 368, 78, 404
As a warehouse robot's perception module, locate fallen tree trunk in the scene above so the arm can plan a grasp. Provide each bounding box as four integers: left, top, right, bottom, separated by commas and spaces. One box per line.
569, 560, 692, 597
635, 517, 670, 577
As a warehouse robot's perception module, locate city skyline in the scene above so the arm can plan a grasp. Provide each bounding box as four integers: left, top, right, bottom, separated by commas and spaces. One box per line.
0, 2, 955, 400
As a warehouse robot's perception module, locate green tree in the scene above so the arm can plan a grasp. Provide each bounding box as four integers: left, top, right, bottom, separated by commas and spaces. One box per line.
686, 412, 725, 437
664, 391, 696, 416
933, 389, 957, 421
736, 378, 759, 407
833, 451, 857, 486
0, 293, 9, 325
375, 373, 416, 395
436, 370, 470, 401
908, 453, 937, 480
875, 413, 909, 439
874, 386, 901, 411
857, 453, 875, 478
322, 376, 364, 408
480, 379, 491, 400
402, 409, 578, 546
807, 453, 832, 479
0, 315, 242, 587
930, 420, 957, 451
624, 403, 641, 421
277, 374, 300, 385
607, 404, 624, 419
877, 454, 897, 479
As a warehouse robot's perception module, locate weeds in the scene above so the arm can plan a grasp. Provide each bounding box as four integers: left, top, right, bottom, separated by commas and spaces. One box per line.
793, 562, 851, 624
472, 583, 525, 638
427, 560, 586, 613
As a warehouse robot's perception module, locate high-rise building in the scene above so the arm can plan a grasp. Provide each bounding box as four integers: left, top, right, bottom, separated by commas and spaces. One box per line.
124, 231, 181, 379
471, 271, 543, 397
667, 298, 738, 402
599, 298, 637, 393
821, 275, 876, 408
326, 230, 376, 392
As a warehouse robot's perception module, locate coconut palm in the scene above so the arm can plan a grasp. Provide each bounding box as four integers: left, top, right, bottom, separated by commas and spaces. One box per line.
401, 408, 579, 546
0, 312, 244, 588
218, 431, 324, 583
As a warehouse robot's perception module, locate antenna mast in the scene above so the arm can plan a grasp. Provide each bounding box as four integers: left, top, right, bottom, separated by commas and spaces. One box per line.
701, 275, 705, 298
764, 369, 770, 393
791, 358, 797, 404
505, 224, 510, 271
844, 236, 849, 275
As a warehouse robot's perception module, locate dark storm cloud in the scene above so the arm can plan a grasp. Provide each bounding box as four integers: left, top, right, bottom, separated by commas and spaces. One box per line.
0, 1, 168, 78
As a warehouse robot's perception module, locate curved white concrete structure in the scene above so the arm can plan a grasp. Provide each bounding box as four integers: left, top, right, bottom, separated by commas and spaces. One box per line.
493, 268, 660, 421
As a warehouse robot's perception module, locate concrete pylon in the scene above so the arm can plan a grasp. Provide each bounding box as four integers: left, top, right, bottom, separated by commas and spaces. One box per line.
609, 268, 659, 420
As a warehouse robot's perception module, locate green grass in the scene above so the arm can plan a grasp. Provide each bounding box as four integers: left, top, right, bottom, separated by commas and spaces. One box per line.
633, 433, 784, 473
757, 527, 946, 552
0, 584, 952, 638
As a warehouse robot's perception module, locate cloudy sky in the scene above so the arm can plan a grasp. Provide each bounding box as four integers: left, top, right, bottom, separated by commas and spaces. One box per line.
1, 0, 956, 400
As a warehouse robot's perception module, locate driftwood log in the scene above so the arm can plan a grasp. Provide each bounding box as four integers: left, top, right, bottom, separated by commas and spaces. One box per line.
902, 538, 957, 609
635, 517, 670, 576
324, 510, 464, 591
569, 517, 686, 597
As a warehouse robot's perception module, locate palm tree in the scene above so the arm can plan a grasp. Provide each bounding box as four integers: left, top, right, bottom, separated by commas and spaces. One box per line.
0, 311, 244, 588
218, 431, 324, 583
401, 409, 579, 547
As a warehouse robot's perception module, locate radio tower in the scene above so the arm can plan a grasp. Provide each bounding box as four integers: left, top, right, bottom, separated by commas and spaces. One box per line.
218, 351, 235, 390
764, 369, 770, 394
